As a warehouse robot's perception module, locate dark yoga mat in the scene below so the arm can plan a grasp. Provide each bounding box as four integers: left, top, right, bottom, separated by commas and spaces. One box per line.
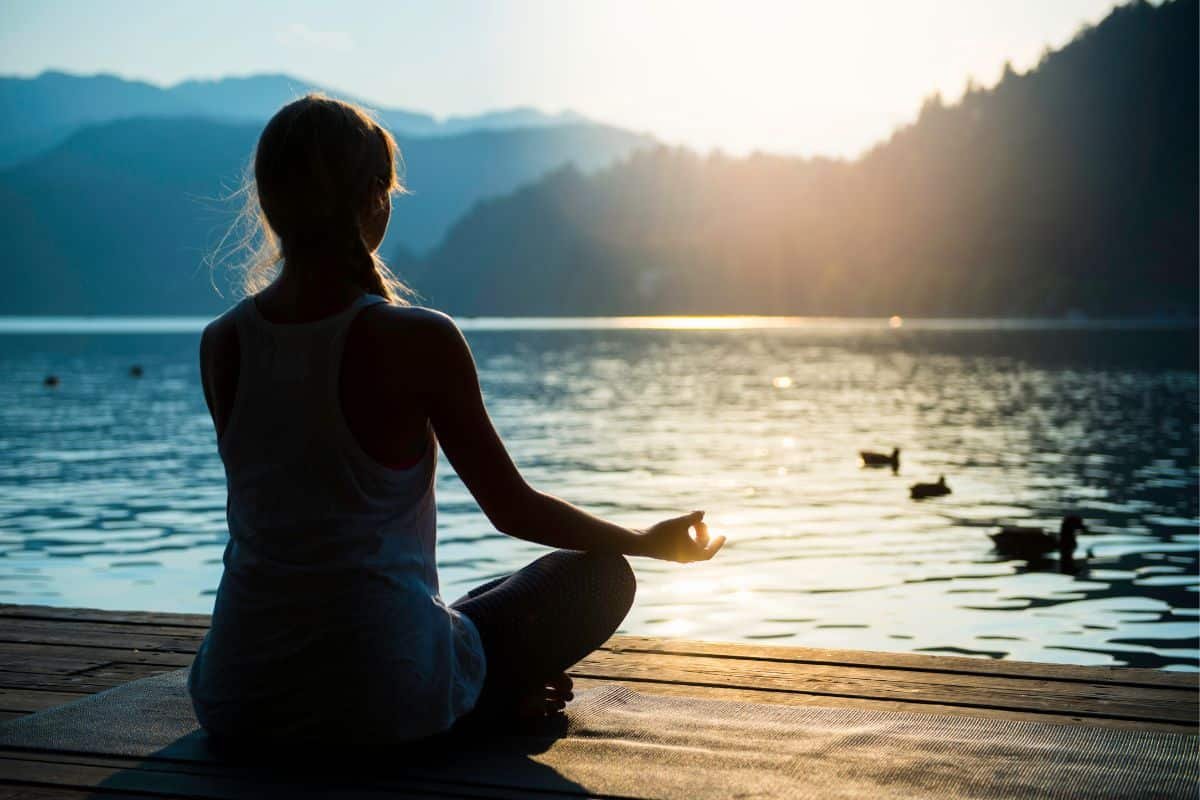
0, 668, 1195, 799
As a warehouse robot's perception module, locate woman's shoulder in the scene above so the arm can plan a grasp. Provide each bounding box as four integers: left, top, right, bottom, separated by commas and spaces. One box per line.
199, 301, 244, 361
201, 300, 242, 347
360, 302, 463, 341
351, 303, 474, 389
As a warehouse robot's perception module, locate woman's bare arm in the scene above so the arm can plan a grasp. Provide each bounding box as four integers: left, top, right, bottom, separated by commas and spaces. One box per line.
419, 312, 723, 562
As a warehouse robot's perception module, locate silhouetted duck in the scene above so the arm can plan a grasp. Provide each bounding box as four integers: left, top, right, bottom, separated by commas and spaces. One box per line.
860, 447, 900, 471
129, 365, 144, 378
909, 475, 950, 499
989, 515, 1087, 560
43, 375, 59, 388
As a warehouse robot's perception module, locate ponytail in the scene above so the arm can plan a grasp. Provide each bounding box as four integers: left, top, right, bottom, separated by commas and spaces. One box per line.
347, 220, 391, 301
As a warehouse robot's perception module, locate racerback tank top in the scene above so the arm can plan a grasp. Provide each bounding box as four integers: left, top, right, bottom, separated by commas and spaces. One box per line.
187, 293, 486, 743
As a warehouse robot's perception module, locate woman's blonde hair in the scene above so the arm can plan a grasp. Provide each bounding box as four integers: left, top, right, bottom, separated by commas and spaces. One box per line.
221, 93, 410, 302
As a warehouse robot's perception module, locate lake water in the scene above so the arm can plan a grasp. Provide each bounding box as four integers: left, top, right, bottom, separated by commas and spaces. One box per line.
1, 317, 1196, 669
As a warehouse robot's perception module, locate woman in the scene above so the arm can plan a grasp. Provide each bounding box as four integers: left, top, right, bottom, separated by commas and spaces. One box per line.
187, 94, 724, 745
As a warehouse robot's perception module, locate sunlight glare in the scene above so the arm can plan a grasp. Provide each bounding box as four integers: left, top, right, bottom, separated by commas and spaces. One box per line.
614, 316, 791, 330
665, 578, 720, 596
655, 619, 695, 637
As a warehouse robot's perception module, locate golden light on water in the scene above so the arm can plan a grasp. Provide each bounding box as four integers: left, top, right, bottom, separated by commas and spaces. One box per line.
654, 619, 695, 637
614, 316, 783, 330
772, 376, 793, 389
665, 578, 721, 596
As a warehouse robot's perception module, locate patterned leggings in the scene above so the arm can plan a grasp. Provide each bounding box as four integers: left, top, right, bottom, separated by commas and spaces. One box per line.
451, 549, 636, 720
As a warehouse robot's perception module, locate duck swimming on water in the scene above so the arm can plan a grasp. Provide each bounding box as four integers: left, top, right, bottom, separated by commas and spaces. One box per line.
990, 515, 1087, 560
909, 475, 950, 499
860, 447, 900, 471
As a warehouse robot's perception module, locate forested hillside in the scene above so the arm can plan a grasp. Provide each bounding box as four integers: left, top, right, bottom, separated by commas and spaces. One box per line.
417, 0, 1196, 317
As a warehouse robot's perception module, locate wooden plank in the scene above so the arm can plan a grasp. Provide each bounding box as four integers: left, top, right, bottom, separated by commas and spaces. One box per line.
0, 617, 207, 642
0, 754, 372, 800
2, 664, 1191, 735
0, 663, 172, 695
0, 648, 115, 676
3, 604, 1192, 688
570, 650, 1197, 726
6, 616, 1192, 708
0, 642, 193, 669
1, 644, 1192, 728
0, 605, 211, 629
0, 785, 152, 799
567, 677, 1195, 733
6, 634, 1188, 728
602, 635, 1200, 690
0, 604, 1194, 736
0, 619, 204, 654
0, 688, 90, 714
0, 752, 609, 800
0, 670, 133, 696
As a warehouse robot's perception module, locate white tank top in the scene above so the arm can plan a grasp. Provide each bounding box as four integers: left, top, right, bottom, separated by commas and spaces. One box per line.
188, 293, 486, 743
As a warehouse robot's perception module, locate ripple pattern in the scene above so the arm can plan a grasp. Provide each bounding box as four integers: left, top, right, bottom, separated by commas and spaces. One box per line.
0, 322, 1196, 669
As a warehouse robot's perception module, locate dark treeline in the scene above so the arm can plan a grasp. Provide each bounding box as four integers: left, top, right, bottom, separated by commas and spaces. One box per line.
416, 0, 1197, 317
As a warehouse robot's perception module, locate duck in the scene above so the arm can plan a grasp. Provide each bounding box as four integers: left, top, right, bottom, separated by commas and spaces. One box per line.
43, 375, 59, 387
909, 475, 950, 499
860, 447, 900, 471
990, 515, 1087, 560
129, 365, 144, 378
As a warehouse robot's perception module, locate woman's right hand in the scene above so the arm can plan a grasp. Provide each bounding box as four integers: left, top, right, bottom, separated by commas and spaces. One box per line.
633, 511, 725, 562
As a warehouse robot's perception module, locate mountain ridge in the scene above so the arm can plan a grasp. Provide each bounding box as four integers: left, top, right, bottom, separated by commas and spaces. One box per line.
0, 0, 1193, 318
0, 114, 654, 314
0, 70, 600, 168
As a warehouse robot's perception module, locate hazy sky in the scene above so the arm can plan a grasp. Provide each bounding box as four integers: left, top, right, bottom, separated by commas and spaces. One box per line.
2, 0, 1127, 157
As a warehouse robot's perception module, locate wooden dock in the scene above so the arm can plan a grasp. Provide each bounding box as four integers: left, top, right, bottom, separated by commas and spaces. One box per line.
0, 603, 1195, 798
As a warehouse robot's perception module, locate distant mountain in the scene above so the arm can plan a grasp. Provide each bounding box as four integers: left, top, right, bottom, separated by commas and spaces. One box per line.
436, 108, 589, 136
388, 124, 654, 252
417, 0, 1197, 317
0, 116, 653, 314
0, 71, 597, 168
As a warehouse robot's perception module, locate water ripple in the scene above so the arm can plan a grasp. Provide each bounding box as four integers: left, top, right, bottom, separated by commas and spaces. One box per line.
0, 323, 1196, 668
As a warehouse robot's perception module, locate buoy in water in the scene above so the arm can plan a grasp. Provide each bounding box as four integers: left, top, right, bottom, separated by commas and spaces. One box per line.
130, 365, 144, 377
43, 375, 59, 387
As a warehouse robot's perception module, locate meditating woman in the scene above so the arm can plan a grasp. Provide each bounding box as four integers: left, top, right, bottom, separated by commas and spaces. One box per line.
187, 94, 724, 745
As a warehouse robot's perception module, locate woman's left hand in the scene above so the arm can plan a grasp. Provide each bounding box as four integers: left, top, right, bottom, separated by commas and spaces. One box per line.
632, 511, 725, 562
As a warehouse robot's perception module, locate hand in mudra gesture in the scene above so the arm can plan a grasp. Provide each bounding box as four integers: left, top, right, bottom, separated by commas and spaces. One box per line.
635, 511, 725, 562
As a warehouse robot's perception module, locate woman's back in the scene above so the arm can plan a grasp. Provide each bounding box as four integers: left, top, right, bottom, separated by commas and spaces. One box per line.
187, 292, 486, 744
217, 292, 437, 576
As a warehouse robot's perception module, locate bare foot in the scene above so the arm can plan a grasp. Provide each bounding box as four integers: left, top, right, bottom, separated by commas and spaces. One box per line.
514, 672, 574, 719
